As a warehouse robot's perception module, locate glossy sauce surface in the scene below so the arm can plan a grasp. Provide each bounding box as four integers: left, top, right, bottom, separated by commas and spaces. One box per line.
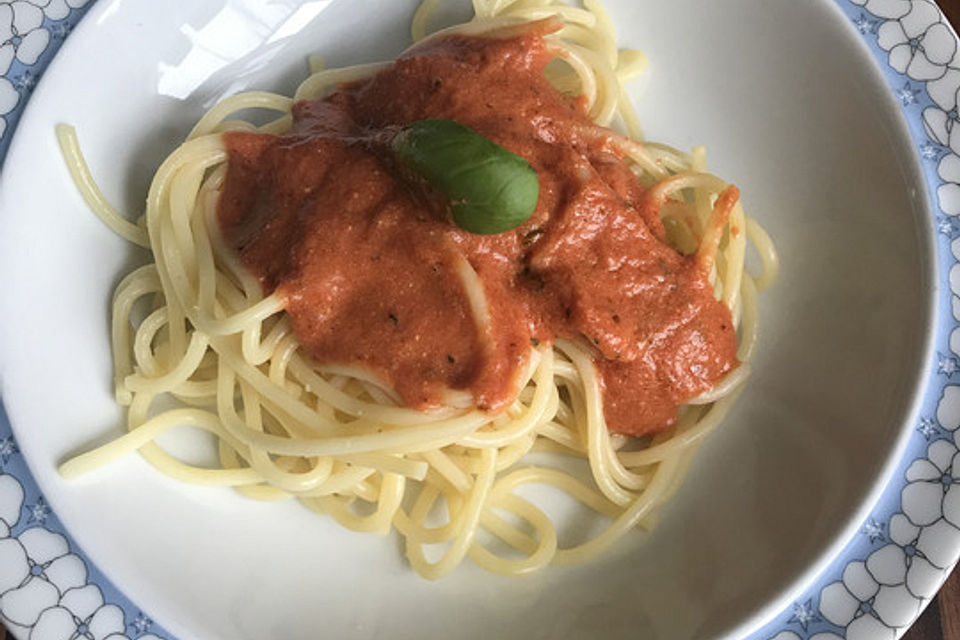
218, 31, 737, 436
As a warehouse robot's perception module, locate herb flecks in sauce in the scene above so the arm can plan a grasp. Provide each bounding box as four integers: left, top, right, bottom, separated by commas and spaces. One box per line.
217, 31, 737, 436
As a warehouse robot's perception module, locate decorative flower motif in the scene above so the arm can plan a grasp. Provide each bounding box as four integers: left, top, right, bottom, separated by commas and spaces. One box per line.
853, 13, 881, 35
0, 76, 17, 137
31, 585, 124, 640
0, 436, 18, 466
767, 632, 843, 640
0, 0, 88, 139
0, 473, 23, 538
849, 0, 913, 20
0, 2, 49, 74
897, 81, 922, 105
900, 436, 960, 532
862, 517, 886, 543
0, 474, 89, 630
0, 526, 88, 627
27, 0, 90, 23
876, 0, 955, 80
936, 384, 960, 431
130, 612, 153, 636
786, 599, 821, 631
921, 141, 945, 161
888, 512, 947, 599
25, 496, 50, 525
0, 2, 42, 138
31, 584, 163, 640
937, 153, 960, 214
0, 472, 166, 638
6, 3, 960, 640
818, 552, 920, 639
47, 19, 68, 40
918, 416, 942, 440
940, 353, 960, 376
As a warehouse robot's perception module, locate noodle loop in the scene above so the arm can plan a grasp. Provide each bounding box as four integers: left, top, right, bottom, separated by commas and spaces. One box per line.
58, 0, 778, 579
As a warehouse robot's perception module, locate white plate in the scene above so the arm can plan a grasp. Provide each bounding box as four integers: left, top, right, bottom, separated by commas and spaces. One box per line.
0, 1, 955, 639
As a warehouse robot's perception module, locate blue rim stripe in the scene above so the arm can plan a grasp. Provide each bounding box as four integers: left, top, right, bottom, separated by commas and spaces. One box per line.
0, 2, 957, 640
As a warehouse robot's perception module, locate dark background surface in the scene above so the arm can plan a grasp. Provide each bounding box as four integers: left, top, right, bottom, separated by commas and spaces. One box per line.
905, 561, 960, 639
2, 2, 960, 640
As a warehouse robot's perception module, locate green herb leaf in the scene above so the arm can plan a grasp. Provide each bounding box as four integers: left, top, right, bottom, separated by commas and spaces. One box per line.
391, 119, 540, 235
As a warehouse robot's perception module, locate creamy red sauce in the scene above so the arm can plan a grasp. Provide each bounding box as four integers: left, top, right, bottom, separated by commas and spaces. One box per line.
217, 30, 738, 436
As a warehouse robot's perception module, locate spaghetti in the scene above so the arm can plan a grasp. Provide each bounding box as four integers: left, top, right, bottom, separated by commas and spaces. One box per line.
58, 0, 779, 579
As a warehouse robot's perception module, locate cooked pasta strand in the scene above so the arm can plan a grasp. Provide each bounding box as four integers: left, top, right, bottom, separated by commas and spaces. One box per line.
57, 0, 777, 579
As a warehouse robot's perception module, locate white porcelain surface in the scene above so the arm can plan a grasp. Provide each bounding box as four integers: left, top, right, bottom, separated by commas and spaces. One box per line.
0, 1, 939, 639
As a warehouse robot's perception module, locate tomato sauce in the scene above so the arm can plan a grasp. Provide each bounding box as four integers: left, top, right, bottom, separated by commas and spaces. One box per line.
217, 31, 738, 436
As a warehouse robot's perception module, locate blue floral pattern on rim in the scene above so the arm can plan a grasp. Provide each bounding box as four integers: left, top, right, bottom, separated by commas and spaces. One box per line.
0, 0, 89, 163
1, 1, 960, 639
0, 6, 173, 640
758, 1, 960, 639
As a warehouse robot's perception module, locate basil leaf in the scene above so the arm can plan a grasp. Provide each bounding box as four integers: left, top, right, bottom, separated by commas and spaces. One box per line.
391, 119, 540, 235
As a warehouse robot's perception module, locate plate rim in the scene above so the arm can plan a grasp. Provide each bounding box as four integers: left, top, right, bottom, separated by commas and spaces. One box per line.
0, 1, 956, 639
